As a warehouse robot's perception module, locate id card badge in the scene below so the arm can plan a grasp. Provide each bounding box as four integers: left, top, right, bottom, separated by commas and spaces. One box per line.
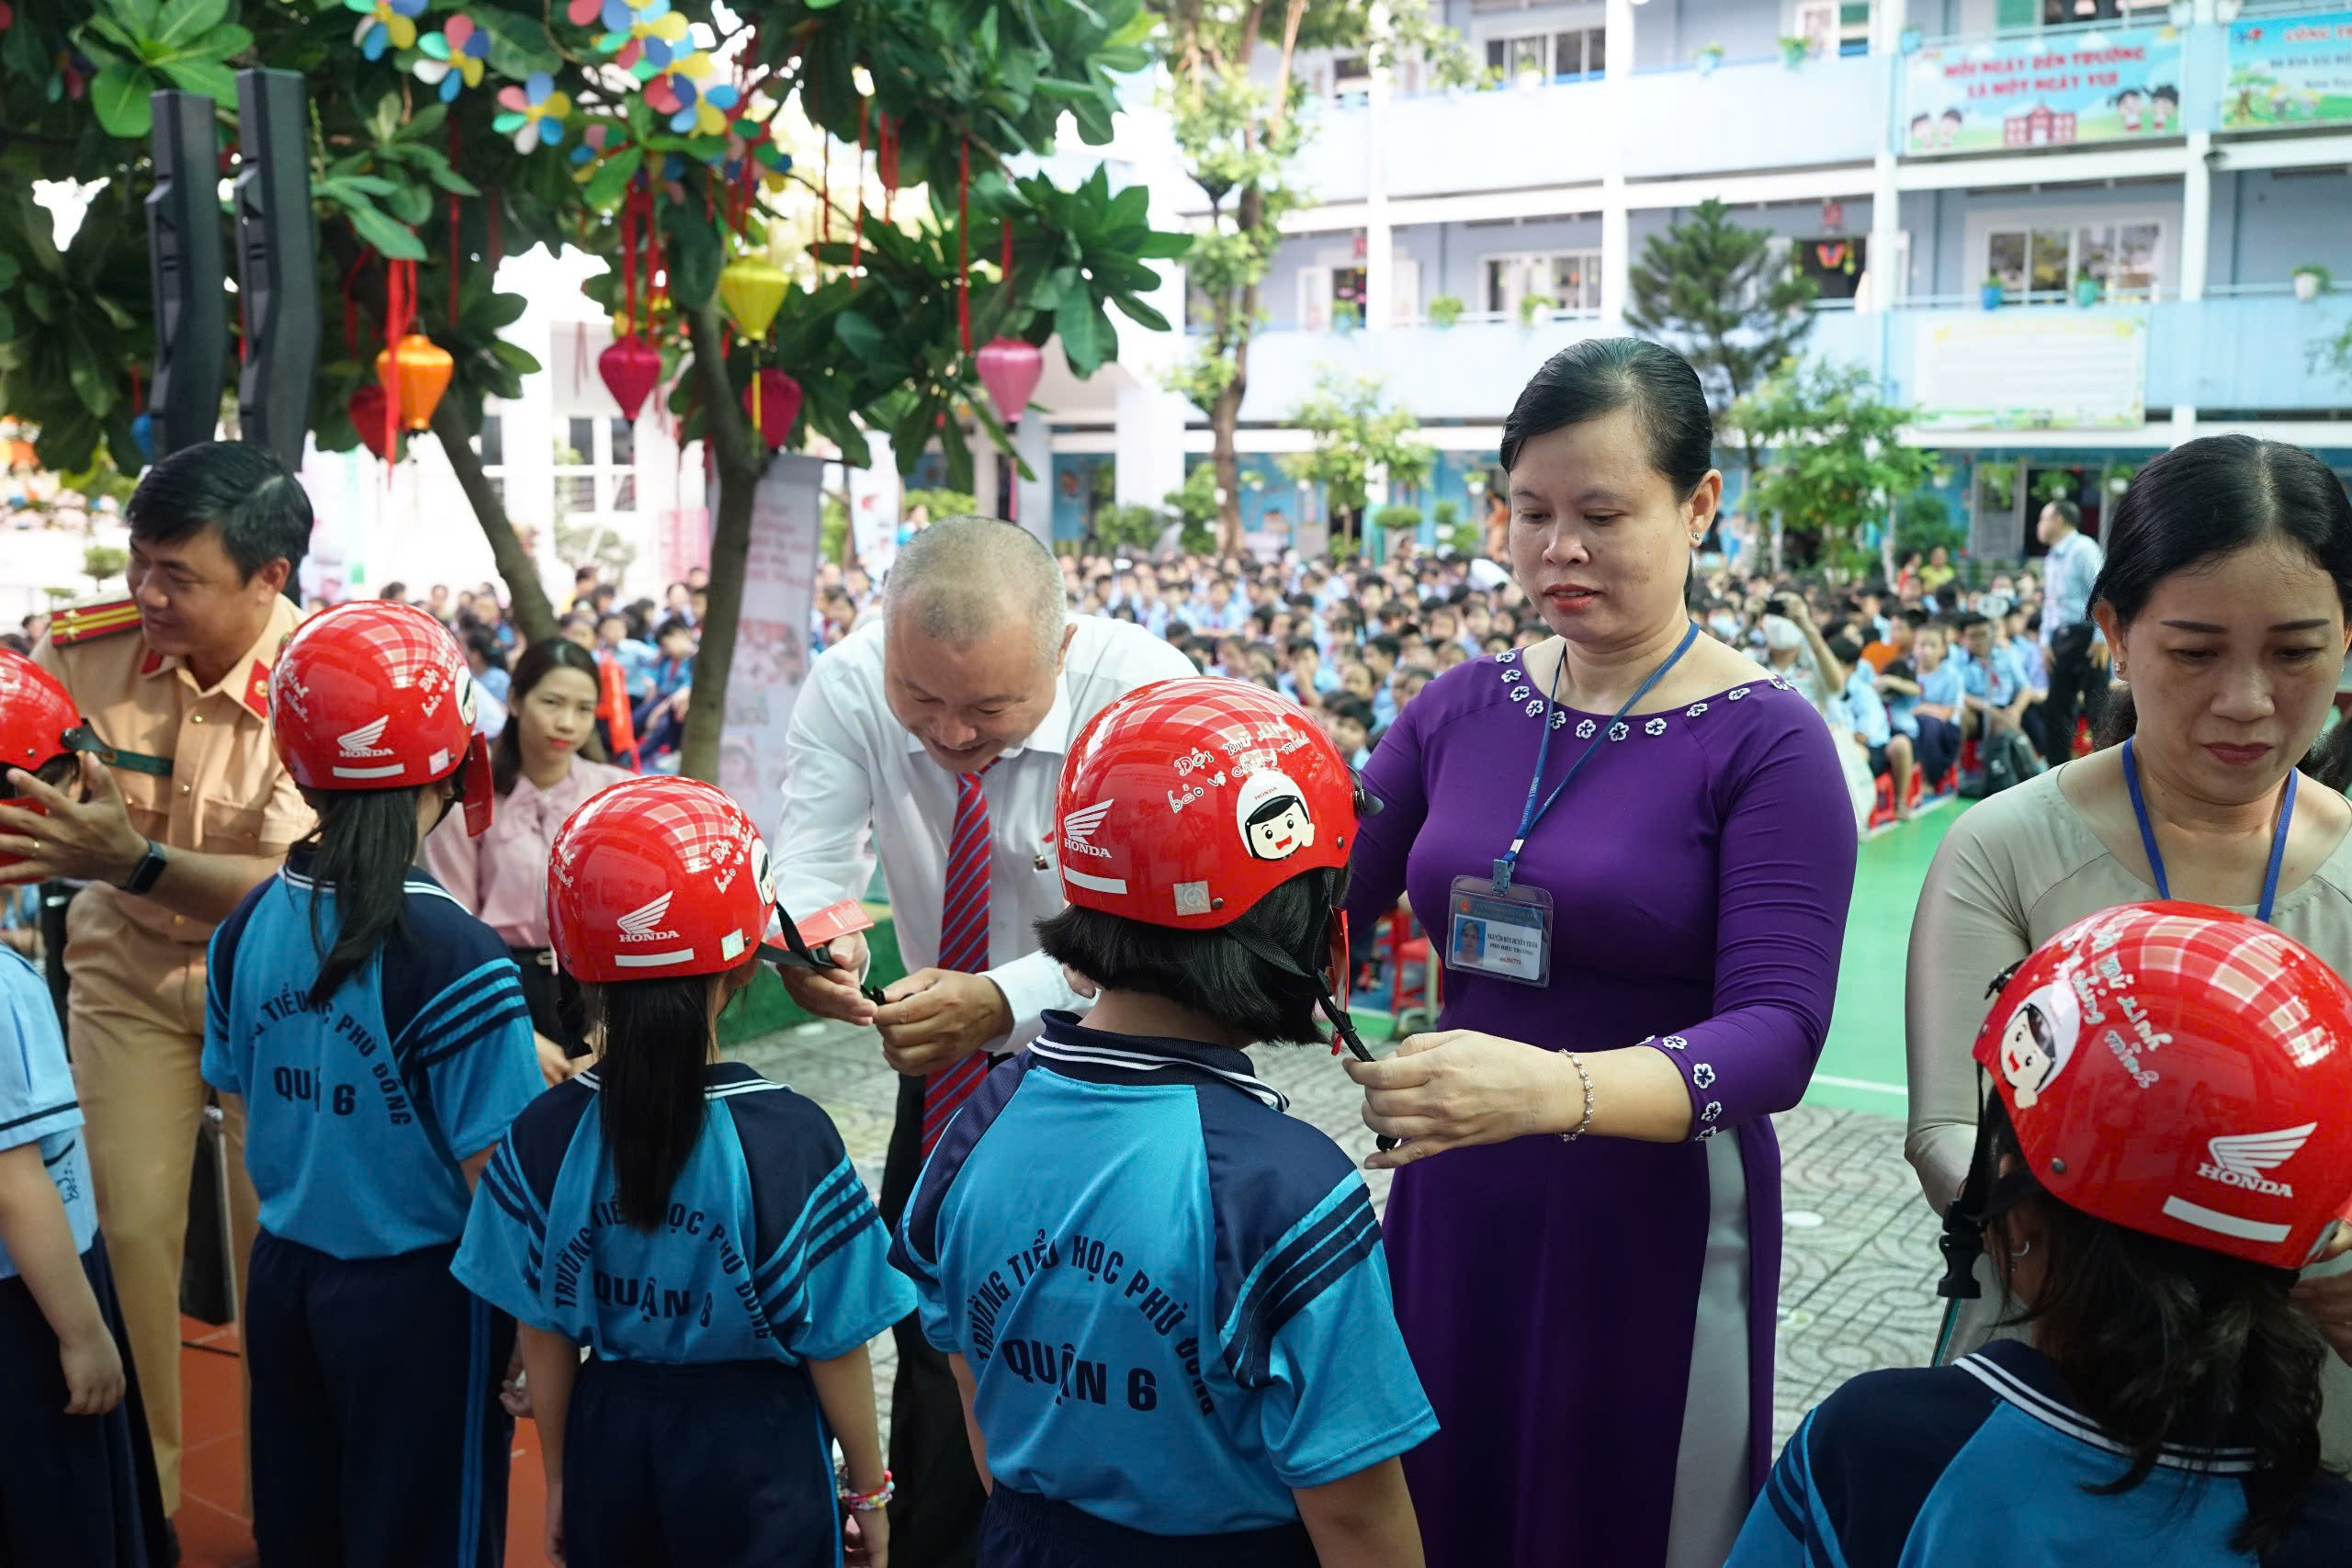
1443, 875, 1554, 987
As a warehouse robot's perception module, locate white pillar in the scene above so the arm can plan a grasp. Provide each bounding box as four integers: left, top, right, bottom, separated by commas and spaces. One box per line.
2180, 131, 2212, 303
1015, 416, 1052, 554
1600, 0, 1635, 333
1871, 0, 1907, 55
1114, 378, 1188, 511
972, 437, 1001, 520
1870, 153, 1903, 312
1363, 3, 1394, 333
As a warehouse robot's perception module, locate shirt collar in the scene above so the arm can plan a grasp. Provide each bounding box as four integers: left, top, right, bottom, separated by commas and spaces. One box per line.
143, 598, 298, 721
574, 1061, 776, 1100
1959, 1340, 2260, 1473
1029, 1010, 1289, 1112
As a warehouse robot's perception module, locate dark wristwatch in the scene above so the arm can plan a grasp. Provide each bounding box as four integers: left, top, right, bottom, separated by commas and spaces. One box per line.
119, 839, 167, 896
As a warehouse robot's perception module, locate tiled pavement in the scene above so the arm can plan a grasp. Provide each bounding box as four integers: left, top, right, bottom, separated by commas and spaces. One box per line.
734, 1018, 1948, 1459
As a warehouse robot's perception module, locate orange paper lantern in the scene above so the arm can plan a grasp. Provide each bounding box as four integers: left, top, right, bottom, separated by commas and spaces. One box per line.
374, 333, 456, 431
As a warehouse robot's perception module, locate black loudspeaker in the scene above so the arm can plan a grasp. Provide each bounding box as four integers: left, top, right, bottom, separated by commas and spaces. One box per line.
233, 70, 319, 475
144, 92, 228, 460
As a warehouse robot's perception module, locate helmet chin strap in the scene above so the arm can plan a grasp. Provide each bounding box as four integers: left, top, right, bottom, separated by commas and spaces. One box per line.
1938, 1088, 1999, 1301
759, 902, 889, 1006
1215, 869, 1396, 1152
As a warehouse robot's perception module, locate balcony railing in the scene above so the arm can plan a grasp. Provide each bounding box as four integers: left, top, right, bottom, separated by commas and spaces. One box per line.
1222, 295, 2352, 427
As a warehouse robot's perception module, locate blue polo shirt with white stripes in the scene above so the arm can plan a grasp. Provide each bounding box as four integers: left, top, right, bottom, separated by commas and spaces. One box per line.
890, 1012, 1437, 1537
0, 948, 95, 1279
202, 851, 540, 1259
454, 1062, 911, 1365
1729, 1337, 2352, 1568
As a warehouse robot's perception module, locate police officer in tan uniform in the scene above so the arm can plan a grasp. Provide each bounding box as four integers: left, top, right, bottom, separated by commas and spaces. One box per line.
2, 442, 314, 1519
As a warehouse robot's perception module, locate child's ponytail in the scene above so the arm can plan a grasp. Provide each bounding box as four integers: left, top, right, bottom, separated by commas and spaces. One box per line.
584, 963, 745, 1231
303, 786, 430, 1007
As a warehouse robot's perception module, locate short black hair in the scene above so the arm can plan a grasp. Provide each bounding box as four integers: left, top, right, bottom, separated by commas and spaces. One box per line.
1501, 338, 1713, 502
1367, 634, 1402, 661
2045, 498, 2082, 530
1036, 868, 1347, 1044
127, 440, 311, 583
1327, 695, 1374, 728
2095, 435, 2352, 631
1826, 633, 1864, 667
654, 616, 694, 644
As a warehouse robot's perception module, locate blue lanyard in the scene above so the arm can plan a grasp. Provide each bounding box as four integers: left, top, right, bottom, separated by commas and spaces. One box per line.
2120, 737, 2297, 922
1494, 622, 1702, 894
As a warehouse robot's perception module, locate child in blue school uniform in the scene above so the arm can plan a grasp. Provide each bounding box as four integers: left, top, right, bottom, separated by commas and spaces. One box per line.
1729, 905, 2352, 1568
891, 676, 1436, 1568
454, 775, 910, 1568
0, 651, 169, 1567
202, 601, 540, 1567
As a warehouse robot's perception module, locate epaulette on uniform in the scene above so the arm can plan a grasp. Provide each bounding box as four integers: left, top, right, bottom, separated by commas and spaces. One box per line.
48, 598, 142, 647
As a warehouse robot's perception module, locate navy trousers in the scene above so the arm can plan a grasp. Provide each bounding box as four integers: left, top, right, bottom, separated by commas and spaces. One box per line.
561, 1357, 839, 1568
246, 1232, 513, 1568
978, 1485, 1319, 1568
0, 1239, 169, 1568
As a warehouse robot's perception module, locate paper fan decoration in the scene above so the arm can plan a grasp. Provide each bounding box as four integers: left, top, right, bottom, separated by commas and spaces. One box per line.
413, 15, 492, 101
643, 58, 736, 137
595, 0, 690, 75
492, 73, 572, 152
347, 0, 425, 61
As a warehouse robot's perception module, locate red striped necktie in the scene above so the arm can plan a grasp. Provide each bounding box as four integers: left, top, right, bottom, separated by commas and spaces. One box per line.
922, 764, 995, 1155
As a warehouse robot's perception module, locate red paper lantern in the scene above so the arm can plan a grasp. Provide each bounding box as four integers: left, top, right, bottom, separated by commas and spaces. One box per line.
976, 337, 1044, 426
599, 333, 662, 423
348, 382, 401, 461
374, 333, 455, 431
742, 367, 803, 448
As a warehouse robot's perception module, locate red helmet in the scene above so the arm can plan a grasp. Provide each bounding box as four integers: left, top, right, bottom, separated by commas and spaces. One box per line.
1057, 677, 1356, 930
0, 650, 104, 868
269, 602, 493, 834
0, 650, 94, 782
1973, 901, 2352, 1269
548, 777, 775, 984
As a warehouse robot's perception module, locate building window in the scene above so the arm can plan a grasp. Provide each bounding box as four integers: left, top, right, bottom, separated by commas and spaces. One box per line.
2042, 0, 2169, 23
475, 412, 503, 467
1796, 236, 1867, 299
555, 474, 597, 518
1484, 250, 1603, 316
1485, 28, 1603, 84
1984, 221, 2163, 302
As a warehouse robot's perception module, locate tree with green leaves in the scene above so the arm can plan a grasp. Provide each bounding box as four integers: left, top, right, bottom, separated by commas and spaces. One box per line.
1278, 368, 1431, 547
1155, 0, 1470, 557
1, 0, 1186, 782
1724, 358, 1938, 579
1624, 197, 1818, 557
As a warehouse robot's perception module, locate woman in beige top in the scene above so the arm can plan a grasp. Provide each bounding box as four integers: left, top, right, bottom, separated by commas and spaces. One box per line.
1905, 435, 2352, 1456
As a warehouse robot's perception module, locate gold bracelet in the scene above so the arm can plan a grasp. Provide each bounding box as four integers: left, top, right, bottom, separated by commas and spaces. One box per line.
1557, 1049, 1595, 1143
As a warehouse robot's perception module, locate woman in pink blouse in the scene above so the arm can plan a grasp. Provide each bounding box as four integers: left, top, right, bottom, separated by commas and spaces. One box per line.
423, 639, 634, 1083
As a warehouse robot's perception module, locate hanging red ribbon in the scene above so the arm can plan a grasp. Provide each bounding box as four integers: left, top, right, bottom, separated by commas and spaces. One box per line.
879, 117, 897, 226
957, 136, 972, 355
382, 257, 417, 477
128, 365, 141, 417
852, 98, 868, 292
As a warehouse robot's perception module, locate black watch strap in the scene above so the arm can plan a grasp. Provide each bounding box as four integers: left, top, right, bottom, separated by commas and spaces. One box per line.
120, 840, 167, 896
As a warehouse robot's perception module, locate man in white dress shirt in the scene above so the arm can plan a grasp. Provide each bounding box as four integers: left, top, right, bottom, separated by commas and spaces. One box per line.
772, 517, 1193, 1567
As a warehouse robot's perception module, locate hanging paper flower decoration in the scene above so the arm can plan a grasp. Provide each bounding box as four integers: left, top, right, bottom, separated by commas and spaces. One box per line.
413, 15, 491, 101
565, 0, 601, 22
642, 62, 736, 138
568, 121, 623, 177
724, 125, 794, 193
595, 0, 690, 76
346, 0, 425, 62
49, 48, 88, 101
493, 73, 572, 152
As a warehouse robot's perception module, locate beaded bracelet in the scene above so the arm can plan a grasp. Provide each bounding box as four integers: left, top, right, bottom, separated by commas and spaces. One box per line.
1556, 1049, 1595, 1143
838, 1469, 895, 1513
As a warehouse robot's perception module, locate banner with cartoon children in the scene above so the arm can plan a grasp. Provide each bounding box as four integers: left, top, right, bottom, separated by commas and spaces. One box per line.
1902, 26, 2185, 156
2223, 11, 2352, 130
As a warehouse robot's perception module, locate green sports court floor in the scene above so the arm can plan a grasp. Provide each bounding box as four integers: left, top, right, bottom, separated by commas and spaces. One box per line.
1808, 798, 1963, 1116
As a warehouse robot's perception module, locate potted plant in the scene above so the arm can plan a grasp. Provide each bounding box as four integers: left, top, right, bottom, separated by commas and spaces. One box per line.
1980, 273, 2006, 310
2107, 461, 2140, 496
2073, 268, 2102, 307
1693, 42, 1725, 75
1427, 293, 1466, 329
1374, 503, 1424, 536
2293, 264, 2332, 301
1779, 35, 1812, 68
1518, 292, 1556, 328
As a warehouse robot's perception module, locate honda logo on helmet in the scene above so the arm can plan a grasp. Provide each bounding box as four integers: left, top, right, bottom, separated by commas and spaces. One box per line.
338, 716, 396, 758
2198, 1122, 2317, 1199
1061, 800, 1114, 859
616, 892, 681, 942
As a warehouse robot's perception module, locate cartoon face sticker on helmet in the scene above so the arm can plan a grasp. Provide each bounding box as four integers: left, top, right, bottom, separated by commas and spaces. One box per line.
455, 664, 480, 728
748, 834, 775, 908
2000, 979, 2080, 1110
1236, 768, 1316, 863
